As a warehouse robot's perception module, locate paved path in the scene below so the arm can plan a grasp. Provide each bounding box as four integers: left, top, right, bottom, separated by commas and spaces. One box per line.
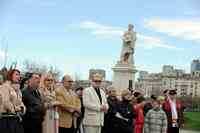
180, 130, 200, 133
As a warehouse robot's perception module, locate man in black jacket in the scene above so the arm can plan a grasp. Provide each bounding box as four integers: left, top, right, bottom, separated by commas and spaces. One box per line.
22, 73, 45, 133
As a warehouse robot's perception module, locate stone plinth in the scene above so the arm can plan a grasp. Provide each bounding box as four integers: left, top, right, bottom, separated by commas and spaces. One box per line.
112, 62, 137, 92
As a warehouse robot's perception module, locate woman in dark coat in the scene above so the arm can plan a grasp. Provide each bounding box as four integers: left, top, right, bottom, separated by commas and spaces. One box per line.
115, 89, 135, 133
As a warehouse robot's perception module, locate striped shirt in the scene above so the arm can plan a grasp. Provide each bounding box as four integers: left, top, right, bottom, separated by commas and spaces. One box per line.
144, 108, 168, 133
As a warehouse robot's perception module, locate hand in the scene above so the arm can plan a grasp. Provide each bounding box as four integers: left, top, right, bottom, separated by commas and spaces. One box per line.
52, 101, 62, 106
181, 124, 184, 128
15, 106, 22, 112
100, 105, 108, 112
75, 108, 81, 114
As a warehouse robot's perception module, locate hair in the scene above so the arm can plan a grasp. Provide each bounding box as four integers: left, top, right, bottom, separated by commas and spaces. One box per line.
137, 96, 145, 104
133, 92, 141, 98
7, 69, 20, 82
19, 77, 28, 90
39, 73, 54, 90
150, 94, 157, 100
26, 72, 41, 81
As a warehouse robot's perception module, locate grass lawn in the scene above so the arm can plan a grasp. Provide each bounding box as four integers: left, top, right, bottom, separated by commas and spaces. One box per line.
183, 112, 200, 131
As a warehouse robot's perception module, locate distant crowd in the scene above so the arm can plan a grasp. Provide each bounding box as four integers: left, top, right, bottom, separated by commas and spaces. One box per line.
0, 68, 184, 133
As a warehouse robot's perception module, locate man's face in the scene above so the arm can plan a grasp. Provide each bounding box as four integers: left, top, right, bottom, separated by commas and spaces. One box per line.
91, 79, 102, 88
63, 76, 73, 89
169, 93, 176, 100
29, 74, 41, 89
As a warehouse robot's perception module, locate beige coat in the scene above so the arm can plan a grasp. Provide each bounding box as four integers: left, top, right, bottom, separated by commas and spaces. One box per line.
55, 86, 81, 128
82, 87, 108, 126
0, 81, 26, 114
41, 87, 59, 133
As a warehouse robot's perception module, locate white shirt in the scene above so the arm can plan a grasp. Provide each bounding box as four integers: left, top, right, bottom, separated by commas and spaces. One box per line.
169, 99, 178, 120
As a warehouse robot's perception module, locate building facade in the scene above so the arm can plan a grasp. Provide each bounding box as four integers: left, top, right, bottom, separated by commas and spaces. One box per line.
136, 65, 200, 97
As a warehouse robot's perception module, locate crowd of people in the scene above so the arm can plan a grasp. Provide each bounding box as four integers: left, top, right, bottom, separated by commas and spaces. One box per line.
0, 68, 184, 133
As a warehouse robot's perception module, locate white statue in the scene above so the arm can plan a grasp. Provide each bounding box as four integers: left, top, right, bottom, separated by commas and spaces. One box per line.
120, 24, 136, 64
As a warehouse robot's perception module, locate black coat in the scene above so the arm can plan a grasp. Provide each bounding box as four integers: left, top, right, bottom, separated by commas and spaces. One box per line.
117, 100, 135, 133
22, 87, 45, 133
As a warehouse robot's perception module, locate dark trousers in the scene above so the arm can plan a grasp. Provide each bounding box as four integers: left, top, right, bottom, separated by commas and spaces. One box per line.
168, 127, 179, 133
0, 117, 24, 133
59, 127, 74, 133
23, 119, 42, 133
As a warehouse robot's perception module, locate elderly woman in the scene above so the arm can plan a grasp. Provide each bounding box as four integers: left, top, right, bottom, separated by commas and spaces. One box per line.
113, 89, 135, 133
39, 73, 60, 133
0, 69, 26, 133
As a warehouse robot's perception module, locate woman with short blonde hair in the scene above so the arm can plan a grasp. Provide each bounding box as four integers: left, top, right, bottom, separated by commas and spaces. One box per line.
40, 73, 60, 133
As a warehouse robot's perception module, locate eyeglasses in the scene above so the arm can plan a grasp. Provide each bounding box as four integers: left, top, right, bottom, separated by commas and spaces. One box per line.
93, 80, 102, 83
64, 80, 73, 83
169, 93, 176, 95
46, 79, 53, 81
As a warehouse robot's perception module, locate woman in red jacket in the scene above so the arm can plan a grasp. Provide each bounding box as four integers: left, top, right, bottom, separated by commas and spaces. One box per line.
133, 96, 145, 133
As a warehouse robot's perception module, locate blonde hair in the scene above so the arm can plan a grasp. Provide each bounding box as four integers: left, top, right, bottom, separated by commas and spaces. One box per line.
39, 73, 55, 92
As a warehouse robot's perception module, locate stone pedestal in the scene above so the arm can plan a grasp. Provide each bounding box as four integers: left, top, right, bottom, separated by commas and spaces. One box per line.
112, 62, 137, 92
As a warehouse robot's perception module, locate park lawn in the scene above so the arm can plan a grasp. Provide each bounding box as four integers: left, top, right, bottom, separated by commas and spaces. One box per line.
183, 112, 200, 131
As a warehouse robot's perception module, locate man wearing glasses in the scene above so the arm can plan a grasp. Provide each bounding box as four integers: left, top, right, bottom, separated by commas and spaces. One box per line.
83, 73, 108, 133
55, 75, 81, 133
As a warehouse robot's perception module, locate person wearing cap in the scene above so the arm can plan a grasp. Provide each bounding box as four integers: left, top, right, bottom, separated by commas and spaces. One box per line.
82, 73, 108, 133
163, 89, 184, 133
144, 96, 167, 133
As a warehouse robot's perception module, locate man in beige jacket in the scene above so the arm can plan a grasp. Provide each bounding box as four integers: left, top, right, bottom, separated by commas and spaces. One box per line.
56, 74, 81, 133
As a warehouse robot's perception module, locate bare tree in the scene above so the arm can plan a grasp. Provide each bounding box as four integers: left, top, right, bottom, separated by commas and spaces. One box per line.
22, 59, 61, 80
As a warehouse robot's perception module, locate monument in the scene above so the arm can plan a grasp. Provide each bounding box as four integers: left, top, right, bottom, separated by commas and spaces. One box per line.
112, 24, 137, 92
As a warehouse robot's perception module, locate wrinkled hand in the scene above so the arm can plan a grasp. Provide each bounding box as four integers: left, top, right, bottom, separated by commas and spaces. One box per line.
15, 106, 22, 112
51, 101, 62, 106
100, 105, 108, 113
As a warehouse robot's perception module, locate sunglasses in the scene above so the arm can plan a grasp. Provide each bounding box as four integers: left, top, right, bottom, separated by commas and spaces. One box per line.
46, 79, 53, 81
93, 80, 102, 83
169, 93, 176, 95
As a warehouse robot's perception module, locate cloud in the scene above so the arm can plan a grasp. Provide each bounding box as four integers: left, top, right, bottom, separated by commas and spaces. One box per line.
137, 34, 183, 50
78, 21, 182, 50
79, 21, 125, 38
144, 18, 200, 42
